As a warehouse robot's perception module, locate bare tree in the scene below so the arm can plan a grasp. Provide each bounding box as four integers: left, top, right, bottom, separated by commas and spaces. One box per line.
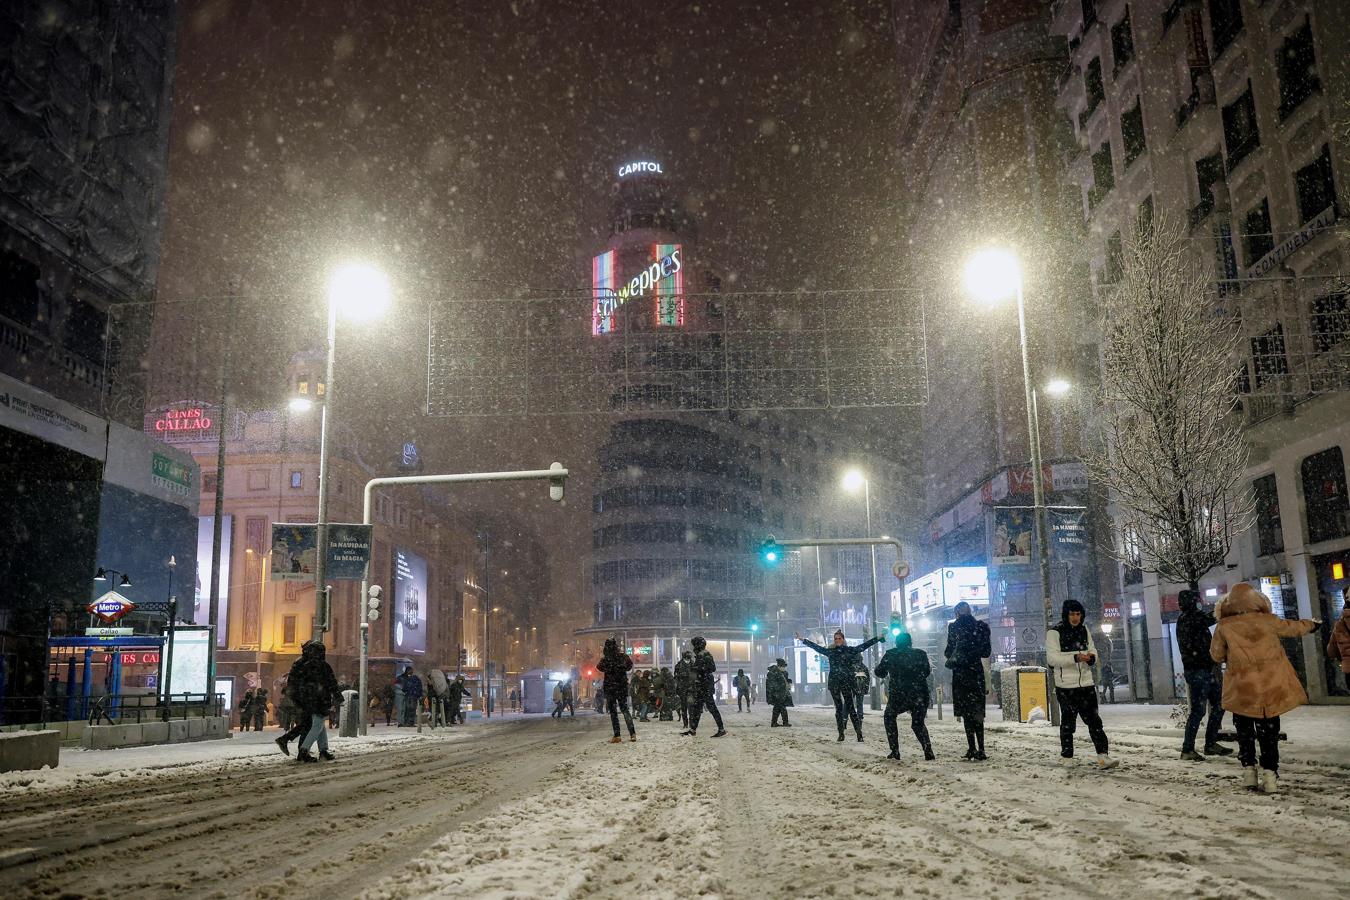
1085, 216, 1255, 591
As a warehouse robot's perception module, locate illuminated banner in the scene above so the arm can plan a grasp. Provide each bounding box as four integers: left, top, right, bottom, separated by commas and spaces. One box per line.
592, 244, 684, 335
906, 567, 990, 614
618, 160, 663, 178
392, 547, 427, 655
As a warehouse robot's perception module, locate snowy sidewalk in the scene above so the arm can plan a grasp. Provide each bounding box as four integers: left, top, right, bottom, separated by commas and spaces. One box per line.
366, 703, 1347, 900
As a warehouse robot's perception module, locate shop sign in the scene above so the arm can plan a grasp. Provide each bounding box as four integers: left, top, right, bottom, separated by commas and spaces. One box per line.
151, 452, 192, 495
88, 591, 136, 623
121, 651, 161, 665
86, 627, 134, 636
152, 406, 213, 434
1102, 601, 1122, 619
1247, 206, 1336, 278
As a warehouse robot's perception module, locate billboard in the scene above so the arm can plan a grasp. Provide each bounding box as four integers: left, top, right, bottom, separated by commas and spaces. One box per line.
906, 567, 990, 615
392, 546, 428, 655
194, 515, 232, 647
271, 523, 318, 580
992, 507, 1034, 566
163, 626, 213, 699
592, 243, 684, 335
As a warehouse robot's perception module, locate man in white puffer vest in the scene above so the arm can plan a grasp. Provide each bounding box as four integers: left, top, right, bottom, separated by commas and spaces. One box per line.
1046, 599, 1118, 770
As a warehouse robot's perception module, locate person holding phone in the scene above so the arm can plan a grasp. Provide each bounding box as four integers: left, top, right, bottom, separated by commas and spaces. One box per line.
1046, 599, 1117, 770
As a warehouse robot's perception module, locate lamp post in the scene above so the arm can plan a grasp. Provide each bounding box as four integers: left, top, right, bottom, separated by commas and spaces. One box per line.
842, 468, 881, 710
312, 262, 390, 637
162, 557, 178, 721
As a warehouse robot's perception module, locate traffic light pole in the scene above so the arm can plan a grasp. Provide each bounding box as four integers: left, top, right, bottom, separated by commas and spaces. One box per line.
356, 465, 568, 736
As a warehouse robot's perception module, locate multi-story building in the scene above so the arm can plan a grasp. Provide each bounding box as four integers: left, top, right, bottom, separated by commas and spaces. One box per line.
151, 354, 490, 717
889, 1, 1122, 672
576, 161, 925, 697
0, 2, 186, 715
1052, 0, 1349, 702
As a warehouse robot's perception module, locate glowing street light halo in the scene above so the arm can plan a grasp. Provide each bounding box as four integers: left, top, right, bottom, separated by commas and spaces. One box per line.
1043, 377, 1073, 397
328, 262, 391, 322
841, 468, 866, 494
963, 247, 1022, 306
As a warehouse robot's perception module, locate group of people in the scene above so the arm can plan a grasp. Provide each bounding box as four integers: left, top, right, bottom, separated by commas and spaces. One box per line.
237, 686, 269, 731
385, 666, 471, 728
596, 636, 729, 742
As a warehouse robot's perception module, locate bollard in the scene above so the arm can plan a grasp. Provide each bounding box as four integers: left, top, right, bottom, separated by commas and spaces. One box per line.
339, 689, 359, 737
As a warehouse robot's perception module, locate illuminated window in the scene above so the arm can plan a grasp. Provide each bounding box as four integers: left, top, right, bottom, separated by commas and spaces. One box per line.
282, 615, 297, 646
289, 470, 303, 489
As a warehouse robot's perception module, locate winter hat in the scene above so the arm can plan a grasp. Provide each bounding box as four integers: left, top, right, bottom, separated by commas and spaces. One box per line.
1178, 589, 1200, 612
895, 632, 913, 649
682, 650, 693, 660
1061, 598, 1086, 622
775, 658, 788, 667
691, 636, 707, 651
603, 637, 619, 654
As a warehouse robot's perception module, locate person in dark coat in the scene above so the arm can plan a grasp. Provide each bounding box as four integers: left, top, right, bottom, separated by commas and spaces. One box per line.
734, 669, 752, 711
1046, 599, 1117, 769
397, 666, 423, 726
378, 682, 395, 726
944, 601, 991, 760
251, 687, 269, 731
876, 632, 934, 760
597, 638, 637, 743
1177, 589, 1230, 761
445, 674, 469, 725
282, 640, 340, 762
673, 651, 694, 728
852, 659, 870, 722
239, 688, 256, 731
765, 658, 793, 727
798, 630, 883, 742
683, 635, 727, 737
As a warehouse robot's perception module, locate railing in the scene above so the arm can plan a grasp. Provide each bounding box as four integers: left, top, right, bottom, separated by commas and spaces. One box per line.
0, 693, 225, 728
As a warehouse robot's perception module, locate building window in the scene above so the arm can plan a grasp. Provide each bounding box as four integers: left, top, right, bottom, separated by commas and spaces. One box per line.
1276, 18, 1319, 120
1088, 143, 1115, 208
282, 615, 298, 646
1241, 199, 1274, 267
202, 471, 219, 494
1294, 145, 1337, 224
1121, 99, 1146, 167
64, 299, 107, 361
1084, 58, 1105, 117
770, 479, 783, 498
1137, 195, 1154, 235
1301, 447, 1349, 544
1311, 291, 1350, 354
247, 469, 270, 491
1111, 8, 1134, 76
1081, 0, 1098, 30
1192, 152, 1224, 226
289, 470, 303, 489
0, 250, 41, 323
1250, 323, 1289, 388
1103, 233, 1124, 284
1253, 473, 1284, 556
1208, 0, 1243, 59
1222, 83, 1260, 169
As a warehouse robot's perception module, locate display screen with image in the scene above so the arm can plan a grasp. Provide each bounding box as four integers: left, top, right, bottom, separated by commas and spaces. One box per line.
194, 515, 231, 647
392, 546, 427, 655
164, 627, 213, 699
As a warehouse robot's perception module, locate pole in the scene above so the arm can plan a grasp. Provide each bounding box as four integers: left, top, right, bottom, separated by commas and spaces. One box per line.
162, 557, 176, 722
208, 288, 235, 688
314, 299, 338, 636
864, 479, 880, 710
1017, 283, 1058, 725
484, 607, 491, 719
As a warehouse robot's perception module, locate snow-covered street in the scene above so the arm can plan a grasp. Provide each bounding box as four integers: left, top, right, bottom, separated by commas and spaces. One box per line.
4, 704, 1345, 899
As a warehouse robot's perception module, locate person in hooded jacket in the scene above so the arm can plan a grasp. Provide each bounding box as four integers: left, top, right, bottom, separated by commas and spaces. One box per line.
284, 640, 341, 762
1210, 582, 1319, 794
1326, 602, 1350, 693
733, 668, 753, 711
1176, 589, 1231, 761
944, 602, 991, 761
765, 658, 793, 726
673, 651, 694, 728
446, 674, 469, 725
1046, 599, 1117, 769
876, 632, 935, 760
798, 630, 883, 742
597, 638, 637, 743
684, 635, 727, 737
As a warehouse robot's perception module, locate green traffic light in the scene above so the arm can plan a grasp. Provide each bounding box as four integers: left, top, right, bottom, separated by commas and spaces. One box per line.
750, 623, 760, 632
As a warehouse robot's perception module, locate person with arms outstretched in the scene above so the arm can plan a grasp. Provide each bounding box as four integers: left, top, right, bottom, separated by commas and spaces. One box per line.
797, 629, 883, 742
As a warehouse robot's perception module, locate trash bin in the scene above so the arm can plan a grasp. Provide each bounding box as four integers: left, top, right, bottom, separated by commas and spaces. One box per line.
999, 667, 1050, 722
339, 689, 359, 737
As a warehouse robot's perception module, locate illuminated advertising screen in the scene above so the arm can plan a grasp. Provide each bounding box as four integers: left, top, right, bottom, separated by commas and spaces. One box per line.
906, 567, 990, 615
195, 515, 232, 647
392, 547, 428, 655
163, 627, 212, 699
592, 244, 684, 335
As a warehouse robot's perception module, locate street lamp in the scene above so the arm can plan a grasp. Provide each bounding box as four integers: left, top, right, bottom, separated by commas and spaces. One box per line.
841, 467, 880, 709
313, 262, 390, 635
963, 248, 1054, 658
93, 567, 133, 588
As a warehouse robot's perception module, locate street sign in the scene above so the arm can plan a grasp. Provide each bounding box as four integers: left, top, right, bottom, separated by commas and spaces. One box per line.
88, 591, 136, 623
85, 627, 134, 637
892, 561, 911, 580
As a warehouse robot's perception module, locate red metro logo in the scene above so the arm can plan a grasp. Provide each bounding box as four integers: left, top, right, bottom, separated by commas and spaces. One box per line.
88, 591, 136, 623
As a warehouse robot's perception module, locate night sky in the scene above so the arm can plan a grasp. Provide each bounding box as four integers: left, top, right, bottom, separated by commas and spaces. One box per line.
152, 0, 910, 642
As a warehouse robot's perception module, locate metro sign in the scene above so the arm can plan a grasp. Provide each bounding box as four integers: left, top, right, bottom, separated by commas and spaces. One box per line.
88, 590, 136, 623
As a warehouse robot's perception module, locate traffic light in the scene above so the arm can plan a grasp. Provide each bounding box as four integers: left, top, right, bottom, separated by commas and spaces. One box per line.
889, 613, 903, 639
366, 584, 383, 622
749, 622, 760, 634
758, 537, 781, 567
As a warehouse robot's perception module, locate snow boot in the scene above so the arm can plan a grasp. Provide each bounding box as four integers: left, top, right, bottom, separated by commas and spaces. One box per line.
1204, 743, 1234, 756
712, 729, 728, 738
296, 749, 318, 763
855, 732, 864, 743
1259, 769, 1278, 795
1058, 755, 1076, 767
319, 750, 335, 761
609, 735, 623, 744
275, 736, 291, 757
837, 732, 846, 742
973, 751, 987, 761
886, 750, 901, 760
1180, 750, 1206, 762
680, 730, 694, 737
963, 748, 977, 761
924, 747, 936, 761
1240, 766, 1259, 789
629, 733, 637, 742
1095, 754, 1118, 770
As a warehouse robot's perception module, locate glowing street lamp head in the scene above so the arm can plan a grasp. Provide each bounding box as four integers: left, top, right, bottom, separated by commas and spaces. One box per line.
963, 247, 1022, 306
328, 262, 391, 322
841, 468, 866, 494
288, 396, 314, 413
1044, 378, 1072, 397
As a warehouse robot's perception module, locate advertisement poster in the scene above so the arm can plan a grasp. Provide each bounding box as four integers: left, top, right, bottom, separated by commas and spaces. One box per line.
906, 567, 991, 614
392, 546, 427, 655
194, 515, 232, 647
271, 524, 317, 581
325, 523, 373, 580
163, 626, 213, 699
992, 506, 1034, 566
1051, 509, 1089, 551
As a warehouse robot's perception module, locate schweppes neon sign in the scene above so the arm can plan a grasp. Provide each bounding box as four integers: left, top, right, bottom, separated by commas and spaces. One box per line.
592, 246, 683, 335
